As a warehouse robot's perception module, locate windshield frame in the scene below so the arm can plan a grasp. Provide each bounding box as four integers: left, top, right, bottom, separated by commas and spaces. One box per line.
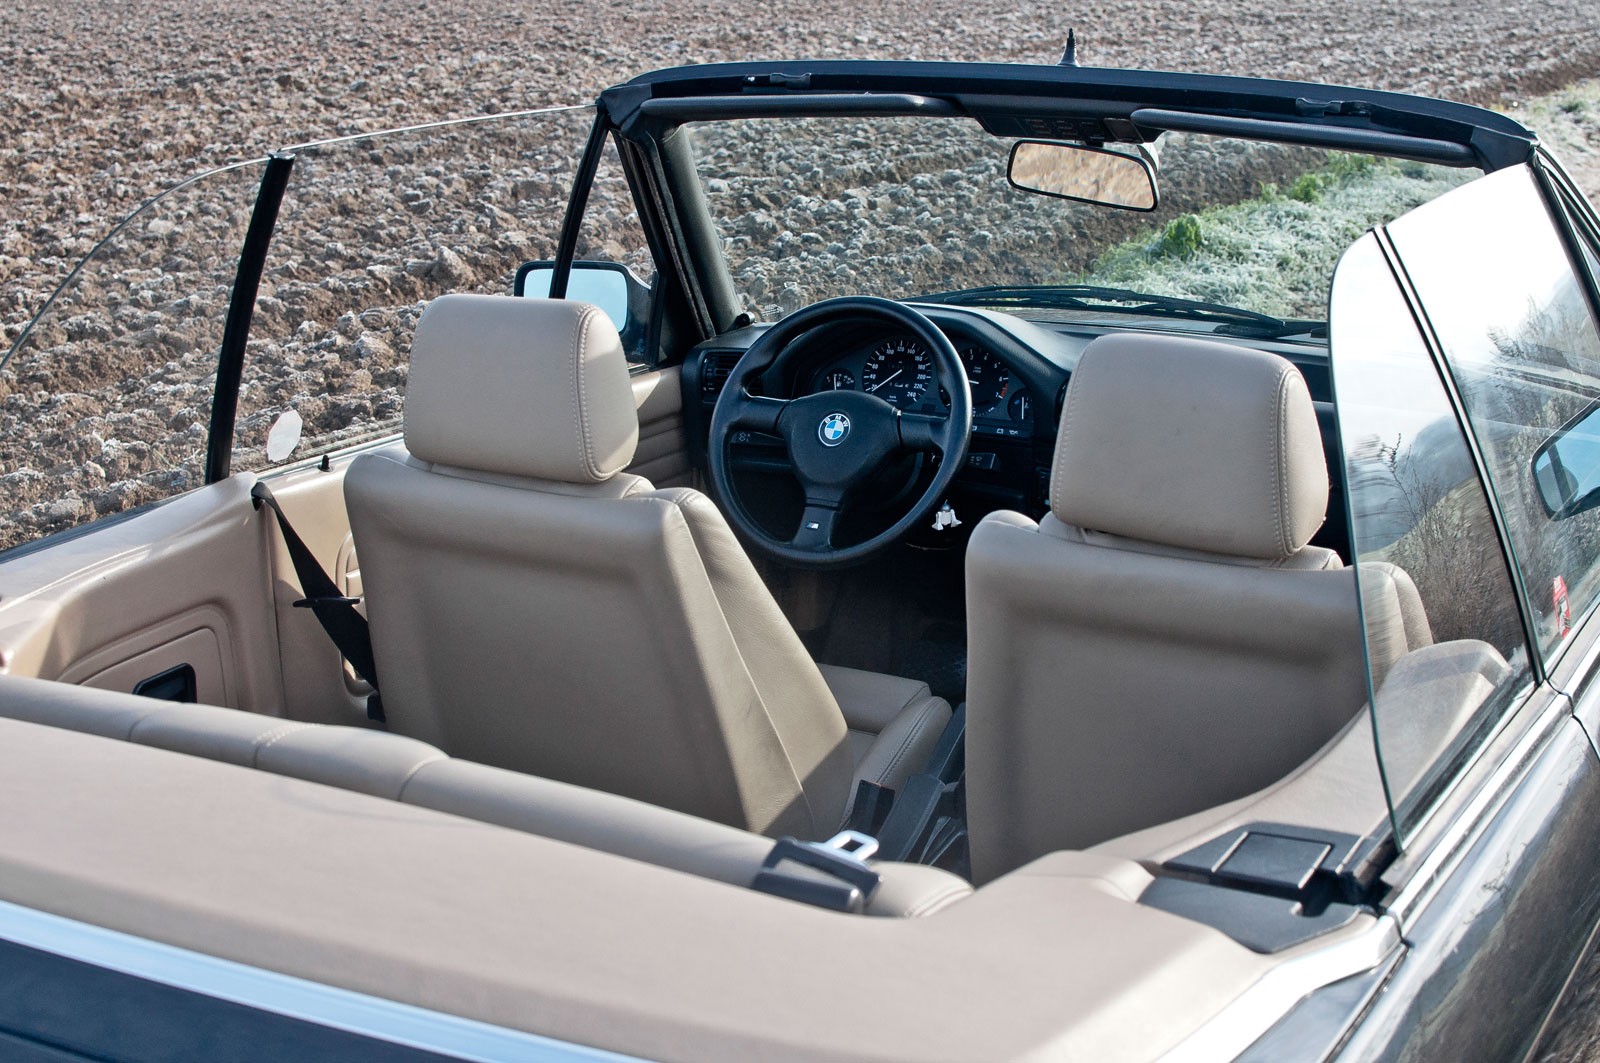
599, 63, 1529, 347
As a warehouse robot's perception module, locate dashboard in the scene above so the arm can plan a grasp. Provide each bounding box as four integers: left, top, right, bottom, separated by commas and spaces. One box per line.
686, 305, 1082, 530
682, 302, 1344, 556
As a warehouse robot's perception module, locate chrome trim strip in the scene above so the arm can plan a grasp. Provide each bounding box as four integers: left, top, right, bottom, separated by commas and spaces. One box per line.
0, 898, 642, 1062
1156, 916, 1403, 1063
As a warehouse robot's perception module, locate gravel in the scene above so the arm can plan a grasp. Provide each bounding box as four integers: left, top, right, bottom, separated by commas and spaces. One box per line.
6, 0, 1600, 332
4, 1, 1600, 550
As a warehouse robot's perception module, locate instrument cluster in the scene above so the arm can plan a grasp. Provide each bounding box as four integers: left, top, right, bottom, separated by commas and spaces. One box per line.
805, 333, 1035, 437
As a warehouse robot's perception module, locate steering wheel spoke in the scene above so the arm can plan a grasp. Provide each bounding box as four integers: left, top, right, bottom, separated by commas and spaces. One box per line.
898, 411, 945, 453
790, 503, 841, 551
726, 393, 787, 434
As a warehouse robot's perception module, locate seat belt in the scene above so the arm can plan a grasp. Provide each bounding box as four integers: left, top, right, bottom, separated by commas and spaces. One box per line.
250, 481, 385, 722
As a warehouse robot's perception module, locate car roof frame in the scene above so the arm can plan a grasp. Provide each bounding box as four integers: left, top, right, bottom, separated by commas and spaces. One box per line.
600, 59, 1536, 172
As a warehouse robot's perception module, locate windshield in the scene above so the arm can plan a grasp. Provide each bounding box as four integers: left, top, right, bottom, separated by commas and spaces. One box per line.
688, 115, 1471, 333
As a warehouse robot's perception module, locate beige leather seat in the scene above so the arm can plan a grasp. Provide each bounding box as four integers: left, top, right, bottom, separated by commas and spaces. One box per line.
965, 333, 1374, 883
344, 294, 950, 840
0, 675, 970, 918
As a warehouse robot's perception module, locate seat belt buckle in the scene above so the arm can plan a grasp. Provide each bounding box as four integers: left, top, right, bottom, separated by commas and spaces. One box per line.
751, 830, 882, 913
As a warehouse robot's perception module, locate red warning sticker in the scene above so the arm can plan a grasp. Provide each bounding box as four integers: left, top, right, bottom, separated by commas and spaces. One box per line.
1554, 575, 1572, 638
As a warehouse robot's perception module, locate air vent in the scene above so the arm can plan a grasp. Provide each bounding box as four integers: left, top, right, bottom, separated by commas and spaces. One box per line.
701, 349, 744, 396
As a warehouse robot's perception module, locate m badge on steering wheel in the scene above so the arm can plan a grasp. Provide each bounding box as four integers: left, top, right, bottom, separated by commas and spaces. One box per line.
818, 412, 852, 447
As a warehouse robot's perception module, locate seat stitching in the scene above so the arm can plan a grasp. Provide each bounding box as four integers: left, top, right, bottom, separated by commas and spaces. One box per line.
122, 703, 167, 739
1273, 365, 1293, 557
874, 700, 942, 788
572, 307, 598, 481
251, 722, 317, 764
396, 752, 449, 801
1050, 349, 1095, 514
903, 882, 973, 918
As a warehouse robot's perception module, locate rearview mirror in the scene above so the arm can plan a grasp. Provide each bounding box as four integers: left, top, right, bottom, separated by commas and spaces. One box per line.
1007, 141, 1159, 212
514, 260, 648, 334
1534, 400, 1600, 519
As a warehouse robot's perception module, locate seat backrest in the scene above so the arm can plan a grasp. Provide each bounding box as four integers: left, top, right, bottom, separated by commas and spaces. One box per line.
344, 295, 856, 839
0, 674, 969, 918
965, 334, 1373, 883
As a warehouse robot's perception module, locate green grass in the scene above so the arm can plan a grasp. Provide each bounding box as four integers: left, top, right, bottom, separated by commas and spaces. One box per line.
1076, 153, 1472, 320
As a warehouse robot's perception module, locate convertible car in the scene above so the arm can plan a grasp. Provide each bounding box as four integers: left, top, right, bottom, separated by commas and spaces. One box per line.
3, 56, 1600, 1061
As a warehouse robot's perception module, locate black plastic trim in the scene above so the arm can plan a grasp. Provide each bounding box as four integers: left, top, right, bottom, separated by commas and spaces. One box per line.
549, 109, 612, 301
130, 663, 197, 703
205, 152, 295, 484
1140, 877, 1364, 954
601, 60, 1535, 171
1164, 821, 1376, 903
1130, 108, 1477, 167
635, 93, 960, 122
0, 936, 448, 1062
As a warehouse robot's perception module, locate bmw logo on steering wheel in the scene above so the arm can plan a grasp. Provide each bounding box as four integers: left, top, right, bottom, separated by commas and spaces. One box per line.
818, 412, 852, 447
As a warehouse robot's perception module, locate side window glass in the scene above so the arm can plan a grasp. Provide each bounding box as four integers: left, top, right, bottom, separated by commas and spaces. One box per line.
229, 107, 597, 475
1331, 232, 1533, 842
1388, 166, 1600, 660
0, 162, 265, 553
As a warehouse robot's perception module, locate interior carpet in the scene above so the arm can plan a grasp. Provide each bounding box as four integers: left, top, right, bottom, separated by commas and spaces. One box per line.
898, 621, 967, 704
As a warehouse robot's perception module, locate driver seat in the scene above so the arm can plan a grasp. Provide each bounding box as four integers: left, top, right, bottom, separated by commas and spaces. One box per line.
344, 294, 951, 840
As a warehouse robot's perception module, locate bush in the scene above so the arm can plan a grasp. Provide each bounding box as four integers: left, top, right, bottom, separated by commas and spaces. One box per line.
1325, 153, 1379, 178
1288, 173, 1325, 202
1155, 214, 1204, 258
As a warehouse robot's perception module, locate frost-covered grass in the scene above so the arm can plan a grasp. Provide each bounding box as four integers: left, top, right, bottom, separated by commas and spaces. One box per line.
1076, 154, 1474, 320
1511, 79, 1600, 198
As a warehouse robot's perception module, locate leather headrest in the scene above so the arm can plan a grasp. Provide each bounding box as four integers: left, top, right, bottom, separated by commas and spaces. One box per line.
403, 295, 638, 483
1050, 333, 1328, 559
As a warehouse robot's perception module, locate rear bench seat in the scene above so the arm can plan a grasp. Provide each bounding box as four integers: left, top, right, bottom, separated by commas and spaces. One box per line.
0, 675, 970, 918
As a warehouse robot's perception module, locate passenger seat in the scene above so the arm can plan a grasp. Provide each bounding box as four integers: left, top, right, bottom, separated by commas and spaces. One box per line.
964, 334, 1386, 883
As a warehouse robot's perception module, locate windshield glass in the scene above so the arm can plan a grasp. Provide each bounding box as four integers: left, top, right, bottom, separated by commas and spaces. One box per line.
689, 115, 1471, 332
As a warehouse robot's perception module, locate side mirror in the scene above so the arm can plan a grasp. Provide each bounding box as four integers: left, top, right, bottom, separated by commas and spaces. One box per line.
1007, 140, 1159, 212
514, 260, 650, 337
1534, 400, 1600, 518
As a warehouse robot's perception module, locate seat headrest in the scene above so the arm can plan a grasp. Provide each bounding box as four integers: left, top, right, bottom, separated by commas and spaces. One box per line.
403, 294, 638, 483
1050, 333, 1328, 559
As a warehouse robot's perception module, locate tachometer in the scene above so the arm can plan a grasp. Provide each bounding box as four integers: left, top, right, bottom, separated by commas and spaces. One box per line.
820, 369, 855, 391
960, 346, 1010, 412
861, 337, 934, 409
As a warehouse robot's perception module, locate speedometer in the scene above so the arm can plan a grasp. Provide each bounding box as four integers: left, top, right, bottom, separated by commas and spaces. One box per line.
861, 337, 934, 409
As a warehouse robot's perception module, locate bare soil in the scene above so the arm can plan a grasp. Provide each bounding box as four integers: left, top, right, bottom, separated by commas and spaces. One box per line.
3, 1, 1600, 549
6, 0, 1600, 337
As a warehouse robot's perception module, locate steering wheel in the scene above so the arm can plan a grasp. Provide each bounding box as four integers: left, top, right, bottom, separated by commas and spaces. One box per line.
708, 297, 972, 568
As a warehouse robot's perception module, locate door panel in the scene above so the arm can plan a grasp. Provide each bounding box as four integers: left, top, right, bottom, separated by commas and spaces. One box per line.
66, 623, 227, 706
0, 476, 283, 715
1335, 715, 1600, 1061
629, 366, 693, 487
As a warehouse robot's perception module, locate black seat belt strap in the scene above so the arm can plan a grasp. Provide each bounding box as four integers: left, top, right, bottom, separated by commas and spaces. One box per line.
250, 481, 384, 720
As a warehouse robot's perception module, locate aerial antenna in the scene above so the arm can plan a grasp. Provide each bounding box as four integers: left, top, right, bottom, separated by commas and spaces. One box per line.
1059, 29, 1079, 67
